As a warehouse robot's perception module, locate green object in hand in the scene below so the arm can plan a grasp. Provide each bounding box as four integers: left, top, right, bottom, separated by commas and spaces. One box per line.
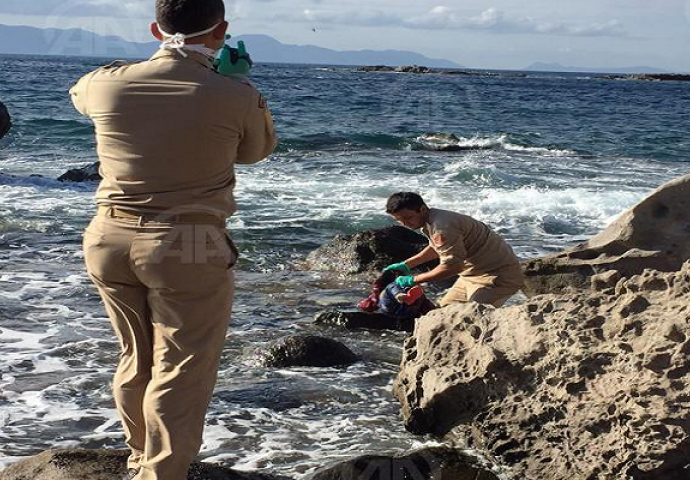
395, 276, 416, 289
213, 35, 253, 77
383, 262, 410, 275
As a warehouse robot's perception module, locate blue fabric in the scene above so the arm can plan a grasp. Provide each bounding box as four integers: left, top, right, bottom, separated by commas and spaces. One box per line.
378, 282, 421, 319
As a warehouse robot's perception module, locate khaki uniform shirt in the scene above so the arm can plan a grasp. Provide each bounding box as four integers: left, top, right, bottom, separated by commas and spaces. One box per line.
421, 208, 520, 276
69, 49, 277, 217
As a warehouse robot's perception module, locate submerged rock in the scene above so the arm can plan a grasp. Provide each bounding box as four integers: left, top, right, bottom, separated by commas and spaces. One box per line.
314, 310, 415, 332
256, 335, 358, 368
306, 226, 429, 275
523, 173, 690, 296
310, 446, 499, 480
0, 449, 288, 479
57, 162, 101, 182
0, 101, 11, 140
394, 262, 690, 480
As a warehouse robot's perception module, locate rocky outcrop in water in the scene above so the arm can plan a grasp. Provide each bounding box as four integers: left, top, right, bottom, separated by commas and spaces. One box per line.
602, 73, 690, 82
358, 66, 500, 77
306, 226, 429, 275
310, 446, 499, 480
314, 310, 416, 332
57, 161, 101, 182
255, 335, 358, 367
523, 173, 690, 296
0, 101, 11, 140
0, 449, 288, 480
393, 262, 690, 480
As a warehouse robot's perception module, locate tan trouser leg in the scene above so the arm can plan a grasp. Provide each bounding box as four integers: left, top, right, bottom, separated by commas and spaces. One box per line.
438, 266, 524, 308
84, 224, 151, 470
84, 216, 235, 480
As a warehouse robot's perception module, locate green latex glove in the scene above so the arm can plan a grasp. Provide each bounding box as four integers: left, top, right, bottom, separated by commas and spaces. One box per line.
395, 275, 416, 289
214, 36, 253, 77
383, 262, 411, 275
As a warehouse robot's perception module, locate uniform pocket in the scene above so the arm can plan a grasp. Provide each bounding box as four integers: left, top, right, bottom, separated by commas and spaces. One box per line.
224, 231, 239, 269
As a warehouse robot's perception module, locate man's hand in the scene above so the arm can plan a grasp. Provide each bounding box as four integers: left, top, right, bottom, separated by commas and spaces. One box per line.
383, 262, 410, 275
395, 275, 416, 289
214, 41, 253, 77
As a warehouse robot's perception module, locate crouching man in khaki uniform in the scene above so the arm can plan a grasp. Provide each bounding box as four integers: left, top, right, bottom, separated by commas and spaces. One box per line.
69, 1, 276, 479
384, 192, 523, 308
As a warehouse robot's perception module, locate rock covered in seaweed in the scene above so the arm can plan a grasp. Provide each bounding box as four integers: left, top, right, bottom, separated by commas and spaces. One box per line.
393, 262, 690, 480
306, 226, 428, 275
255, 335, 359, 368
523, 173, 690, 296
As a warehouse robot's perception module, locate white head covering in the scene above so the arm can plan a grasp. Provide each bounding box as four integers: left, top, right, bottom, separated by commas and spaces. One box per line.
158, 22, 221, 58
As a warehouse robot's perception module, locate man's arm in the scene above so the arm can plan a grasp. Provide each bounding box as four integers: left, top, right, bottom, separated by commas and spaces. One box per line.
413, 262, 463, 284
69, 71, 97, 116
237, 92, 277, 164
404, 245, 438, 269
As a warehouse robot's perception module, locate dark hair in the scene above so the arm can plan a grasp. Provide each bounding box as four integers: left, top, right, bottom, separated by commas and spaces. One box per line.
386, 192, 426, 214
156, 0, 225, 35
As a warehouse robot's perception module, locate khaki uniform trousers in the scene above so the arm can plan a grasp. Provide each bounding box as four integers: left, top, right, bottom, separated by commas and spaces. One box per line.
83, 211, 236, 480
438, 265, 524, 308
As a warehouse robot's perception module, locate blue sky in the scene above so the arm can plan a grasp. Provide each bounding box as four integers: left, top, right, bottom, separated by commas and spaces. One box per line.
0, 0, 689, 70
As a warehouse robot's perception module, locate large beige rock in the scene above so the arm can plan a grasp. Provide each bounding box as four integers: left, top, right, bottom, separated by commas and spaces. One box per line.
523, 174, 690, 296
393, 262, 690, 480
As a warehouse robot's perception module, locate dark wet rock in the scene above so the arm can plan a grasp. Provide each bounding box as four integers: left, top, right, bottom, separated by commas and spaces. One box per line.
0, 101, 11, 139
256, 335, 358, 368
394, 65, 430, 74
57, 162, 102, 182
0, 449, 289, 479
310, 446, 499, 480
415, 132, 494, 152
602, 73, 690, 82
359, 65, 395, 72
306, 226, 429, 275
523, 173, 690, 296
314, 310, 415, 332
394, 263, 690, 480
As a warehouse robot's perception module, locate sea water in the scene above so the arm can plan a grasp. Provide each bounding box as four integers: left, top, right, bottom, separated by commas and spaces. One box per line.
0, 54, 689, 477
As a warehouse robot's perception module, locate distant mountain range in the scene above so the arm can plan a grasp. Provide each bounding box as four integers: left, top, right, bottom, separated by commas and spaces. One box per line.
0, 23, 461, 68
525, 62, 668, 74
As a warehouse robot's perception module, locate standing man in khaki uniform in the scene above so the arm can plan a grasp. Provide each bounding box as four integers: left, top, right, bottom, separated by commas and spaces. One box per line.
70, 1, 276, 479
384, 192, 523, 307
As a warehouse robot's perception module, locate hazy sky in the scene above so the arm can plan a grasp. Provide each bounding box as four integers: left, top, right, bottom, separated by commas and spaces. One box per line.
0, 0, 689, 70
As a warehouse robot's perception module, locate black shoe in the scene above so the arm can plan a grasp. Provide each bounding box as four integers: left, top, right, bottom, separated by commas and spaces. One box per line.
122, 469, 139, 480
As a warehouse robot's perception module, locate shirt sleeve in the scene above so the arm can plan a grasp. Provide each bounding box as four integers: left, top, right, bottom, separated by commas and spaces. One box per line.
69, 71, 97, 116
432, 228, 467, 266
237, 90, 277, 164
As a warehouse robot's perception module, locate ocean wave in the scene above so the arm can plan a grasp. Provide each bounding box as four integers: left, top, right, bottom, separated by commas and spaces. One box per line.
275, 131, 577, 157
415, 132, 577, 156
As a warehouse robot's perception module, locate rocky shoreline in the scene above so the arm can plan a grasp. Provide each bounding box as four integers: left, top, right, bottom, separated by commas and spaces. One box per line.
3, 174, 690, 479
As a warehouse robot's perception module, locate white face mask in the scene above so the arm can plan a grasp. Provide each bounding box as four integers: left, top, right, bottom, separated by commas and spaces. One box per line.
158, 22, 221, 59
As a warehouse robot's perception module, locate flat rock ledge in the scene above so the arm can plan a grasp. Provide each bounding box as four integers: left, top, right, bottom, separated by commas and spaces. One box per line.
523, 173, 690, 297
0, 449, 288, 480
315, 310, 415, 332
311, 446, 500, 480
393, 262, 690, 480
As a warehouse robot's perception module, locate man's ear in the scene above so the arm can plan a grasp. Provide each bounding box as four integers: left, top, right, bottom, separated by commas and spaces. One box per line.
150, 22, 163, 41
211, 21, 229, 40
